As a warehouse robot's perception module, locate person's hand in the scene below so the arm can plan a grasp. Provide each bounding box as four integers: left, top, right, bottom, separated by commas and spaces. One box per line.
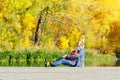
62, 55, 67, 58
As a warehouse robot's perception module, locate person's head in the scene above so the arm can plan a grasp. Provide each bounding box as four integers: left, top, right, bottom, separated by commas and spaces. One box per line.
71, 50, 80, 55
77, 41, 84, 48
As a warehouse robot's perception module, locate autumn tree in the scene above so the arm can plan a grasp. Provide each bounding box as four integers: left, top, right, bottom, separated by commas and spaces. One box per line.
0, 0, 120, 53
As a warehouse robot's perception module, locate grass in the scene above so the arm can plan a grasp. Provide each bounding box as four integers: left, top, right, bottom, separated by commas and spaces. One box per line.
85, 52, 115, 66
0, 49, 115, 67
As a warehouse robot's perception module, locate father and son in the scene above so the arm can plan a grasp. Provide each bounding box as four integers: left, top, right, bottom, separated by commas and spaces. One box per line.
45, 36, 85, 67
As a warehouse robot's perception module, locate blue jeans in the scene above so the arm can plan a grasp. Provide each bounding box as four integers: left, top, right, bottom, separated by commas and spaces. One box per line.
51, 57, 77, 67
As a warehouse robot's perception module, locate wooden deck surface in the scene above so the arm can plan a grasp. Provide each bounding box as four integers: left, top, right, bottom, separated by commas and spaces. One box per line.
0, 67, 120, 80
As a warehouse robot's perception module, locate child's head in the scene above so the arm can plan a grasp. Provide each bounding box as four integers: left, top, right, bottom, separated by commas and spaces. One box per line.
71, 50, 80, 55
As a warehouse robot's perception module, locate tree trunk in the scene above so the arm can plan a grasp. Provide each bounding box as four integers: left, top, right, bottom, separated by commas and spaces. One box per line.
34, 15, 42, 45
34, 7, 49, 46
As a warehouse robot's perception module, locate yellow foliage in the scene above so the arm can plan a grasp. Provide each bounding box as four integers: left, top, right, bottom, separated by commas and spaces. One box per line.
68, 27, 81, 48
9, 42, 13, 48
40, 38, 55, 49
51, 0, 58, 3
23, 36, 31, 47
0, 2, 5, 12
58, 36, 69, 49
1, 0, 120, 51
0, 13, 2, 21
23, 13, 35, 30
46, 39, 54, 48
1, 28, 7, 40
15, 23, 22, 31
21, 13, 35, 48
17, 15, 20, 20
23, 30, 32, 36
71, 3, 77, 9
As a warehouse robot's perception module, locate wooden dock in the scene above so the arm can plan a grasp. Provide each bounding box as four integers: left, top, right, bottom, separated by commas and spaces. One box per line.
0, 67, 120, 80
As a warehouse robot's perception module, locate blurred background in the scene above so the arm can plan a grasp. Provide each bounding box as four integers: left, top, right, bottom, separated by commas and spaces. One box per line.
0, 0, 120, 67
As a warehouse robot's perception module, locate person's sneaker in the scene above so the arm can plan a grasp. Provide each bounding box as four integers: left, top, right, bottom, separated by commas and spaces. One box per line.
44, 58, 50, 67
49, 61, 54, 67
